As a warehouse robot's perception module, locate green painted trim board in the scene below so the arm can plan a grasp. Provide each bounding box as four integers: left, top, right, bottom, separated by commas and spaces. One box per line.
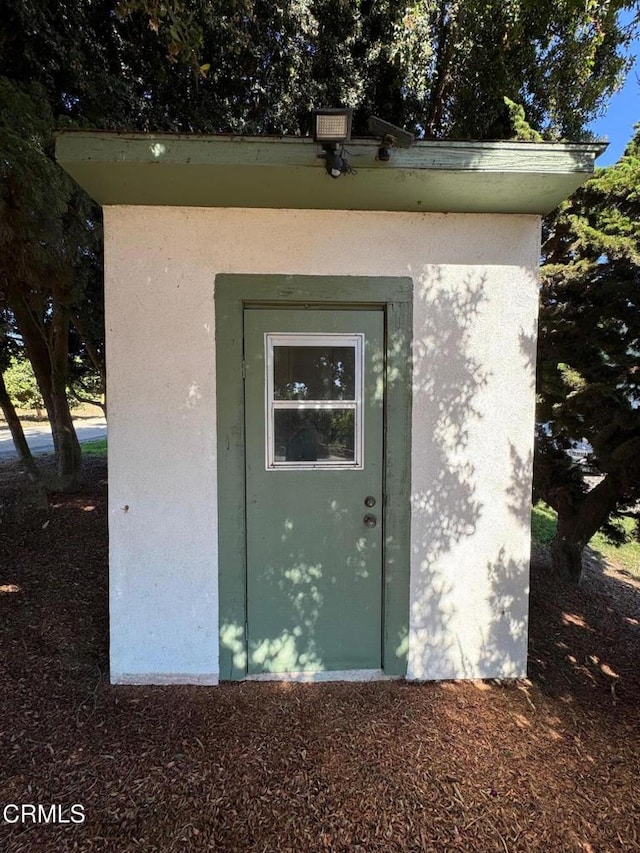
56, 132, 605, 215
215, 275, 413, 679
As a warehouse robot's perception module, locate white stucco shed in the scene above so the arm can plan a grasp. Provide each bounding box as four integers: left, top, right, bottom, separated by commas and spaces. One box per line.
56, 131, 603, 685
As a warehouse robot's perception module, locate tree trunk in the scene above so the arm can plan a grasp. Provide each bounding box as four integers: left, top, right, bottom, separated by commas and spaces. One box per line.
10, 289, 82, 490
71, 313, 105, 383
550, 527, 587, 583
71, 312, 107, 416
548, 475, 620, 583
69, 391, 106, 415
50, 370, 82, 491
425, 0, 458, 137
0, 370, 40, 480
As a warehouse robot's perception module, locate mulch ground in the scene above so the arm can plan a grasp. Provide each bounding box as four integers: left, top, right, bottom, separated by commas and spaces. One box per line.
1, 458, 639, 852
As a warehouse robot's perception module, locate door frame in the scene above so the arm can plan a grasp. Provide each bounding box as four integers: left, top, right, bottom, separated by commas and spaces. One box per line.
215, 275, 413, 680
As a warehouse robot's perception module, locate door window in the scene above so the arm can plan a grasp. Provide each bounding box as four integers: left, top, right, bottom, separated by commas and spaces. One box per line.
265, 333, 364, 469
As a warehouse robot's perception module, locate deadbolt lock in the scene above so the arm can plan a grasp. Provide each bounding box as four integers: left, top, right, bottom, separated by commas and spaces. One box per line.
363, 514, 377, 528
364, 496, 376, 507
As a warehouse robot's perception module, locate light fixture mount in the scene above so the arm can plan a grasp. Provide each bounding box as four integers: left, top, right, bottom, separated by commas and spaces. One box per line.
321, 144, 354, 178
367, 115, 414, 161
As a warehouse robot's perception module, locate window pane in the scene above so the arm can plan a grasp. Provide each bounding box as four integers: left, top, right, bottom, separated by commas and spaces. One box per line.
273, 346, 355, 401
274, 410, 355, 463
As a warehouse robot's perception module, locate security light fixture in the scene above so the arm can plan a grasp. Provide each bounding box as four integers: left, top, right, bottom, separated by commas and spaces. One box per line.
312, 108, 355, 178
313, 108, 353, 144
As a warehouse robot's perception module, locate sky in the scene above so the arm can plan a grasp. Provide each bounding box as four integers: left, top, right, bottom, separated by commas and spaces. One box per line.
588, 29, 639, 165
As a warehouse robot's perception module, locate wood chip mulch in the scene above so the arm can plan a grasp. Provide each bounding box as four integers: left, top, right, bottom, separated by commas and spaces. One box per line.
1, 458, 639, 852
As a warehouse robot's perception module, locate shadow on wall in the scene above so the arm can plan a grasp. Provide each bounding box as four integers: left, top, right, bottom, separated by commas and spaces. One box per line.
477, 382, 536, 675
479, 548, 530, 677
410, 268, 537, 679
519, 322, 538, 392
476, 305, 539, 674
409, 268, 487, 678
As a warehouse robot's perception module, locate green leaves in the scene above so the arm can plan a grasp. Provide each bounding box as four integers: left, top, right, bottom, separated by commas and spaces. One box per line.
3, 355, 45, 411
0, 78, 73, 286
538, 127, 640, 522
82, 1, 639, 139
504, 97, 543, 141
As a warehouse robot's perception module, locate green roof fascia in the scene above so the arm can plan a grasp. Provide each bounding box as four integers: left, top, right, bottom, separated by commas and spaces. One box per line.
55, 131, 607, 215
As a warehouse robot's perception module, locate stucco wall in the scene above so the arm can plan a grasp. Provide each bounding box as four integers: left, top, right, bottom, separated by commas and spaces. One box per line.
104, 206, 540, 684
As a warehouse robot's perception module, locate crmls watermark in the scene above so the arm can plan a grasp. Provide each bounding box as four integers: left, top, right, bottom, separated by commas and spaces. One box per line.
2, 804, 85, 825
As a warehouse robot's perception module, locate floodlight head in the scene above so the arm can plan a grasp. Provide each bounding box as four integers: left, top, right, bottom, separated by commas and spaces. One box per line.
313, 108, 353, 144
367, 115, 414, 149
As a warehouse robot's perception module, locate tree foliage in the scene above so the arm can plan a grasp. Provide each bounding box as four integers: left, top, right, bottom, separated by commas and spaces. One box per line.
115, 0, 636, 139
0, 0, 637, 489
3, 355, 45, 413
536, 127, 640, 582
0, 313, 38, 472
0, 75, 104, 487
1, 0, 635, 137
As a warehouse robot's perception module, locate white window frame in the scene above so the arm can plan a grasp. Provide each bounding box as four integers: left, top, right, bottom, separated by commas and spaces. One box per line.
265, 332, 364, 470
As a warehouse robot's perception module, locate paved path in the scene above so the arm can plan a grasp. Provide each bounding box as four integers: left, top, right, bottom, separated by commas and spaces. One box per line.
0, 417, 107, 459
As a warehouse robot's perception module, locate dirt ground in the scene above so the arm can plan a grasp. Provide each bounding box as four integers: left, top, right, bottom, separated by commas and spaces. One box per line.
1, 458, 639, 852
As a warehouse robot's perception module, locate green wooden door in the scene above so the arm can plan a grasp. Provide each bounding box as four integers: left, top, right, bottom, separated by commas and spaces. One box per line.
244, 308, 385, 674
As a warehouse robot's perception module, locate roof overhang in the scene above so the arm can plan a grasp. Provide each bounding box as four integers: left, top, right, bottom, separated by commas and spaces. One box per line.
55, 131, 606, 216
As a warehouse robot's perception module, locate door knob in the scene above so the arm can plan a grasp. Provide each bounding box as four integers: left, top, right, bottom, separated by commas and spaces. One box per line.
363, 514, 377, 528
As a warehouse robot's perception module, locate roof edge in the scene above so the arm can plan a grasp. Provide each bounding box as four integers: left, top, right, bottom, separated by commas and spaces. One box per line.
55, 131, 605, 215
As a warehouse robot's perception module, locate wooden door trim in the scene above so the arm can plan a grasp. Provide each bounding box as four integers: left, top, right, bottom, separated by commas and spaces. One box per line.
215, 275, 413, 680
